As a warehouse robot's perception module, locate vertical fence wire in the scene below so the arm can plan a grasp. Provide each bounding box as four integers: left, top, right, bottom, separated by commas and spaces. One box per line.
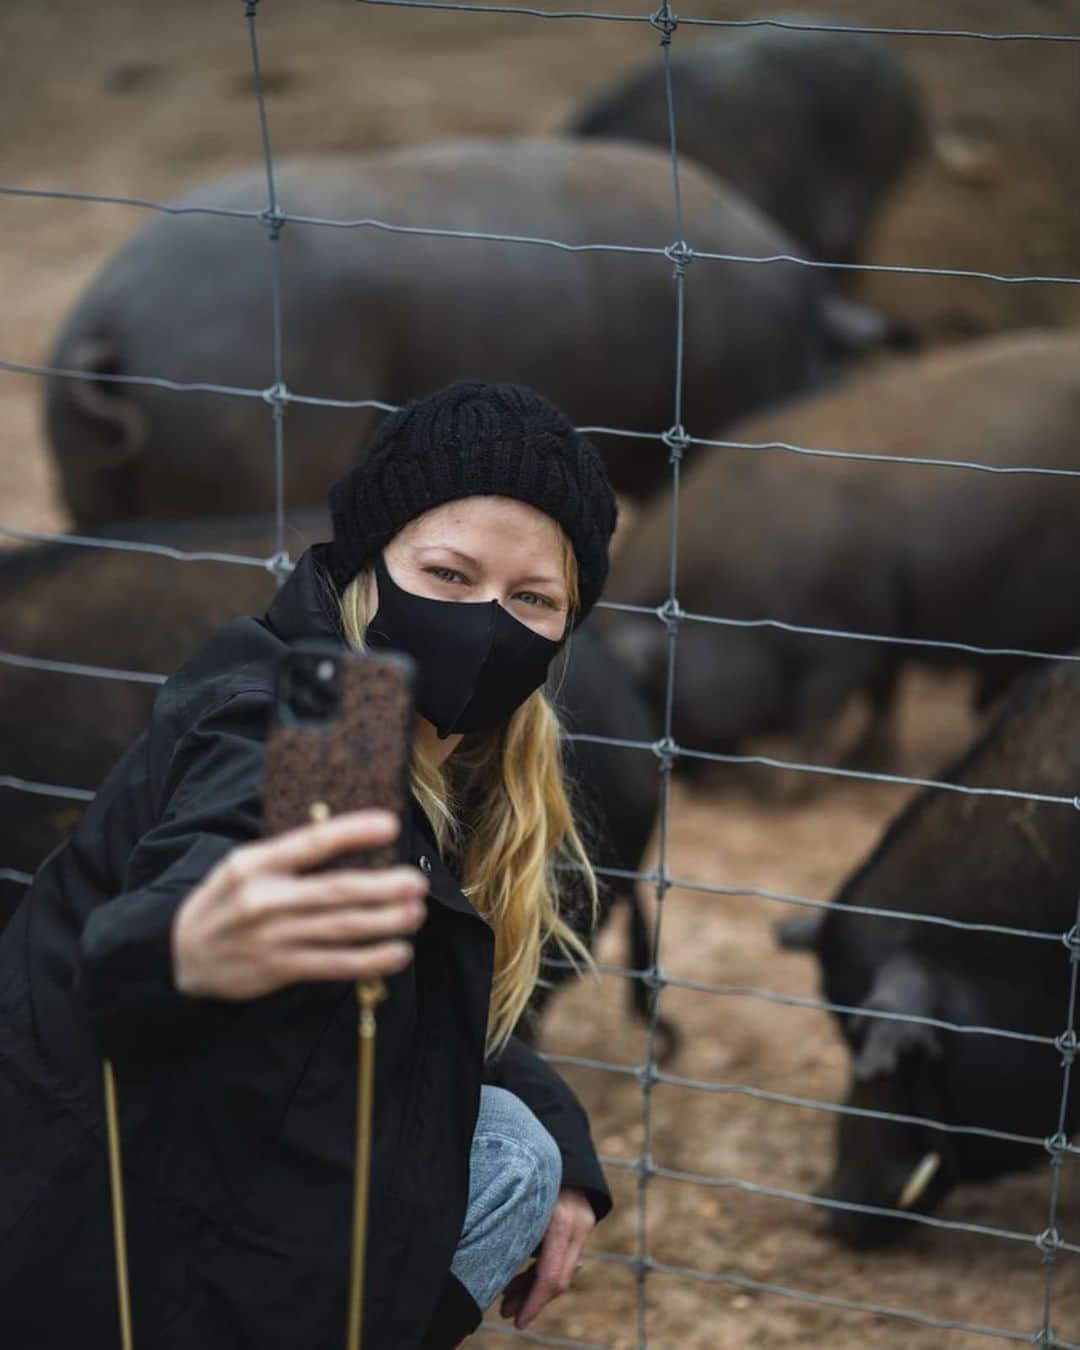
633, 4, 687, 1343
244, 0, 290, 580
1039, 894, 1080, 1345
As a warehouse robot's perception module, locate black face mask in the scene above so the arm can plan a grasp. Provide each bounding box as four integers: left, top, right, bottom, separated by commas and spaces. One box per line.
365, 552, 565, 739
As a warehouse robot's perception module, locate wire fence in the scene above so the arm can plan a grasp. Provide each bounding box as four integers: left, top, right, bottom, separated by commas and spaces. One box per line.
2, 0, 1080, 1345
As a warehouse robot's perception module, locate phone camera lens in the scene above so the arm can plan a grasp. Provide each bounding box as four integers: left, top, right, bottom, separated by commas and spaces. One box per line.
290, 657, 338, 720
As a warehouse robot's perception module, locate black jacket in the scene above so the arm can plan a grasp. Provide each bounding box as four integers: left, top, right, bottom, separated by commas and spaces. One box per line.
0, 544, 610, 1350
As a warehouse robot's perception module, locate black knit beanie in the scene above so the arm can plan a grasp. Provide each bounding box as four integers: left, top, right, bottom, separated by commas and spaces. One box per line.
325, 380, 618, 625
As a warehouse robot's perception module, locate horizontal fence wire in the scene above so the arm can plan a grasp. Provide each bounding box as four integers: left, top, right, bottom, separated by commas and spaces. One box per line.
540, 1046, 1078, 1154
539, 951, 1067, 1041
12, 351, 1080, 477
0, 774, 95, 803
482, 1324, 615, 1348
354, 3, 1080, 46
567, 730, 1080, 806
1, 843, 1069, 954
596, 1153, 1076, 1252
4, 187, 1080, 286
0, 521, 275, 568
691, 430, 1080, 479
588, 1248, 1080, 1348
555, 963, 1064, 1045
0, 648, 167, 685
5, 526, 1080, 674
601, 599, 1080, 665
5, 0, 1079, 1344
652, 972, 1060, 1046
2, 656, 1077, 808
580, 862, 1067, 943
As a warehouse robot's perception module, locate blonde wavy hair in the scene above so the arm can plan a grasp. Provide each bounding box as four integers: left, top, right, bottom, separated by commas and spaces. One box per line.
337, 532, 598, 1056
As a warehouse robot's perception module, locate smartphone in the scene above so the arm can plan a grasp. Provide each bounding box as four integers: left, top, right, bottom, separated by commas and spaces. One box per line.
262, 641, 416, 871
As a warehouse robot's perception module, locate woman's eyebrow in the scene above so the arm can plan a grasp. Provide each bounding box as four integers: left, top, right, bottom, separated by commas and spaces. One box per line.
514, 573, 564, 589
414, 545, 479, 567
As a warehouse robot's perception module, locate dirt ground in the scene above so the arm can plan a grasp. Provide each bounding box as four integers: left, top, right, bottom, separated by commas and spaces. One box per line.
4, 1, 1080, 1345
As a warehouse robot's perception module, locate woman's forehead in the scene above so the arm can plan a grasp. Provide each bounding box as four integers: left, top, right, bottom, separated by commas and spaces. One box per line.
401, 496, 566, 561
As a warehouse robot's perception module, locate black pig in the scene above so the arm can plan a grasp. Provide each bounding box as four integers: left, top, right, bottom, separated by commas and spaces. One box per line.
568, 14, 926, 267
603, 331, 1080, 767
790, 660, 1080, 1244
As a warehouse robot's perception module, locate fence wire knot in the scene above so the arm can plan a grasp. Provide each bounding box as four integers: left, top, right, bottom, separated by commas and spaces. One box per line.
651, 735, 678, 776
261, 381, 289, 411
242, 0, 259, 17
648, 862, 672, 899
1054, 1029, 1078, 1065
636, 1058, 660, 1088
1062, 924, 1080, 960
664, 239, 694, 275
648, 3, 678, 43
641, 964, 665, 995
258, 205, 286, 240
1036, 1226, 1063, 1259
630, 1150, 656, 1181
655, 596, 683, 631
662, 423, 690, 462
264, 550, 294, 583
1044, 1131, 1070, 1160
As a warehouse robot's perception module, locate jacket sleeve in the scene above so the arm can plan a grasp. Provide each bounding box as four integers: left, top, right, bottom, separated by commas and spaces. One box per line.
78, 687, 272, 1058
483, 1035, 612, 1222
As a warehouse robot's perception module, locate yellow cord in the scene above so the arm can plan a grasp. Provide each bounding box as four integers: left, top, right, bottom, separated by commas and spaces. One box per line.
346, 977, 386, 1350
105, 972, 384, 1350
102, 1058, 134, 1350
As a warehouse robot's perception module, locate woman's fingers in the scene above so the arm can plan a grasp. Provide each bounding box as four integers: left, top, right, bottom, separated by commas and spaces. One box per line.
506, 1189, 596, 1328
212, 809, 401, 893
174, 813, 436, 999
260, 896, 425, 949
233, 864, 427, 923
271, 940, 415, 984
498, 1271, 532, 1320
512, 1238, 570, 1327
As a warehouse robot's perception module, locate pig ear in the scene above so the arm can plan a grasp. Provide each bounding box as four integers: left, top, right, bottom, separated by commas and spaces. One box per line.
851, 955, 942, 1082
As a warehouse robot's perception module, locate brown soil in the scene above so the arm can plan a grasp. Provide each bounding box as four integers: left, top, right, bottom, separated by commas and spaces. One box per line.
3, 1, 1080, 1345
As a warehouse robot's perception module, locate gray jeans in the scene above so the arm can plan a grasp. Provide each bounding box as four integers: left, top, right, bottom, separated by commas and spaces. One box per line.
449, 1085, 563, 1311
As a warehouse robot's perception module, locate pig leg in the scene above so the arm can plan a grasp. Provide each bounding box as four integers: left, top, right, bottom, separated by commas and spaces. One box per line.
627, 885, 681, 1063
844, 662, 902, 771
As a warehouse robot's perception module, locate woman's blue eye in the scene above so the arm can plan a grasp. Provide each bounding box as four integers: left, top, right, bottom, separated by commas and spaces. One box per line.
516, 591, 556, 609
429, 566, 465, 583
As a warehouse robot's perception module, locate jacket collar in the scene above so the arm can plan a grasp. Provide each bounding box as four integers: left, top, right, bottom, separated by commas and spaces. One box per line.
262, 542, 345, 647
262, 545, 481, 924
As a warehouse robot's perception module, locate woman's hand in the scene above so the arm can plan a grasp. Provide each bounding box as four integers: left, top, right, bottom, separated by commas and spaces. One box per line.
498, 1186, 597, 1329
172, 810, 427, 1000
